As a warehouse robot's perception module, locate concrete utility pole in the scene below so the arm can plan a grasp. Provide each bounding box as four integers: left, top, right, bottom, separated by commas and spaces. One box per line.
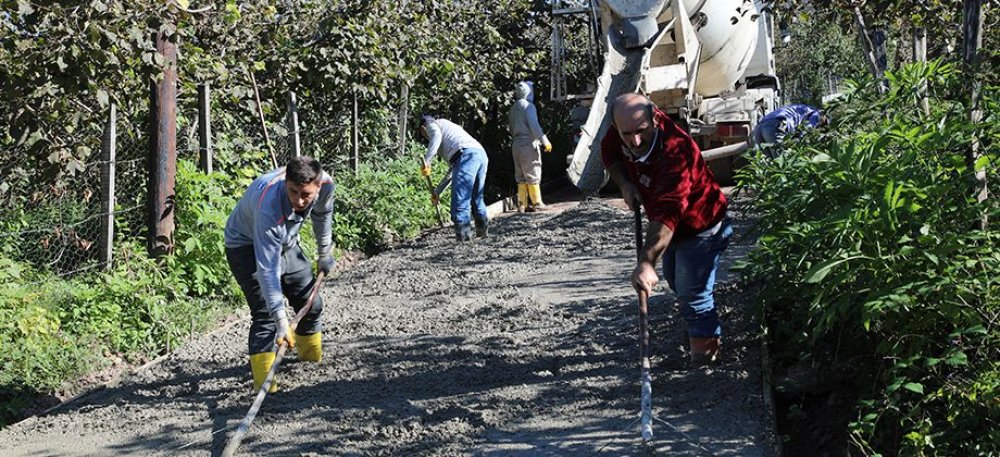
287, 91, 301, 159
148, 25, 178, 257
99, 103, 116, 270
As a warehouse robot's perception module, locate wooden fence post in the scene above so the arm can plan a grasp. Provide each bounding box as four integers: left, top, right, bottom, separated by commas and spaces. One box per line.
912, 26, 929, 116
398, 84, 409, 156
148, 25, 177, 257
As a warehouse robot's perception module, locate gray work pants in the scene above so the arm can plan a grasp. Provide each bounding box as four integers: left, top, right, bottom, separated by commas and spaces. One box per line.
225, 244, 323, 355
511, 143, 542, 184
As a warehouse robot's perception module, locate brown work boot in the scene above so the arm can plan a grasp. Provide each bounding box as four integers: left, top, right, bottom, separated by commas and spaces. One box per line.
689, 337, 721, 366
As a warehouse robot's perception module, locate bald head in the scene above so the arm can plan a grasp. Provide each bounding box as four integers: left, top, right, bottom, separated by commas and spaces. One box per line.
611, 93, 652, 125
611, 93, 656, 156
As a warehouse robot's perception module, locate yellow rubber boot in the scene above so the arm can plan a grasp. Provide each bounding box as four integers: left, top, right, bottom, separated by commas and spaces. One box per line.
528, 184, 546, 209
517, 184, 528, 212
249, 352, 278, 393
295, 331, 323, 362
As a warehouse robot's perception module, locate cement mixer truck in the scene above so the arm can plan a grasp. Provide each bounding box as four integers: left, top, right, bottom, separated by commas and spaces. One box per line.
551, 0, 781, 192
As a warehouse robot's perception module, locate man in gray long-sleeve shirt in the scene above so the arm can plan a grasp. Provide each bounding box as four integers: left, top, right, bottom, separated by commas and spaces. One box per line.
224, 156, 335, 392
420, 115, 489, 241
508, 81, 552, 212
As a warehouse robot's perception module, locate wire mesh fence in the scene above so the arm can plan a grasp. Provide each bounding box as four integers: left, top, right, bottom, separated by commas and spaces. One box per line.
0, 153, 101, 279
0, 87, 414, 281
114, 115, 151, 247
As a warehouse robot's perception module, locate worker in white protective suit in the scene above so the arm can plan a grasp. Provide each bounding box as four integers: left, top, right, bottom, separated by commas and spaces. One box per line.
508, 81, 552, 212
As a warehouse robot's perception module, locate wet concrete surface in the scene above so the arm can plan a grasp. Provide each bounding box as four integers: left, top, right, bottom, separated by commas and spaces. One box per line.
0, 195, 772, 456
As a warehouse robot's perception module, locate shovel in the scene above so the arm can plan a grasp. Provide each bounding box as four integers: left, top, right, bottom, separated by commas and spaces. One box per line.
634, 201, 653, 442
418, 157, 446, 228
221, 270, 327, 457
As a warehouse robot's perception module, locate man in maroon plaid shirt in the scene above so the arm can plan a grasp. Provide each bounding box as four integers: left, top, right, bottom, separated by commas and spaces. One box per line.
601, 93, 733, 365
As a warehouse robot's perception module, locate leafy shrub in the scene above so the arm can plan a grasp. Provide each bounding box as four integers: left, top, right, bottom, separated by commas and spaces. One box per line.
0, 160, 243, 427
333, 149, 450, 254
738, 61, 999, 455
166, 161, 241, 298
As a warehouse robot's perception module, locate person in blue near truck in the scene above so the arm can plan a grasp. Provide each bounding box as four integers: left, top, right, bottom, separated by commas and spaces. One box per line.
751, 103, 829, 157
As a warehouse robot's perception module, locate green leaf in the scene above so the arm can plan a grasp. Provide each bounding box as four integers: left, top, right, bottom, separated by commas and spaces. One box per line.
903, 382, 924, 394
966, 325, 987, 335
96, 89, 109, 108
973, 155, 990, 172
946, 351, 968, 366
803, 255, 865, 284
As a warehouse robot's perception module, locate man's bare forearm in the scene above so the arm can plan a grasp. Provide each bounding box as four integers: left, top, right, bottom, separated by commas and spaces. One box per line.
607, 161, 631, 189
640, 220, 673, 266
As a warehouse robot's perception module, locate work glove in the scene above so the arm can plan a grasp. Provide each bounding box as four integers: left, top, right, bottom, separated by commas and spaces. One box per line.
275, 316, 295, 349
318, 254, 335, 275
420, 164, 432, 177
543, 141, 553, 153
431, 193, 440, 205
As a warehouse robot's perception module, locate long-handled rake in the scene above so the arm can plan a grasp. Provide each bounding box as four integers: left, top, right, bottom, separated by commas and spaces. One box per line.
633, 202, 653, 442
418, 157, 446, 227
221, 270, 327, 457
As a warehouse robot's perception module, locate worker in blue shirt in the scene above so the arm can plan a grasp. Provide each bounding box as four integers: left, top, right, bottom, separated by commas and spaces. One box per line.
224, 156, 335, 392
751, 103, 828, 157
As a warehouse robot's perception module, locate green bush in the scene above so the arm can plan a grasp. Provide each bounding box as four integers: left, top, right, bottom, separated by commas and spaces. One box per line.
332, 150, 450, 254
166, 161, 241, 298
0, 161, 243, 427
738, 61, 999, 455
0, 261, 94, 391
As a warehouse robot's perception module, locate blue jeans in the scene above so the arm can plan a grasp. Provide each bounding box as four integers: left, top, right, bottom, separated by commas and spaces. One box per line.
752, 118, 787, 145
662, 218, 732, 338
451, 148, 488, 226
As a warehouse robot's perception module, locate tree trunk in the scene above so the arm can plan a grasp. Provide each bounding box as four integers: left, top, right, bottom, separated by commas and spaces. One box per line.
963, 0, 987, 227
852, 6, 885, 93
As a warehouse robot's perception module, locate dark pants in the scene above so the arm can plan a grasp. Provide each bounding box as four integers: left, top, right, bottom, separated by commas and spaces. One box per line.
225, 244, 323, 354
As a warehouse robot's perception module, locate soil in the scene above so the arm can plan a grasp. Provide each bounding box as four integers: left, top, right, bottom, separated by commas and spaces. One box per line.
0, 197, 775, 456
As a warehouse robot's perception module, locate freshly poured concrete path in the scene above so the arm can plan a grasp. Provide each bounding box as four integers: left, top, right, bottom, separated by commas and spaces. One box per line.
0, 197, 773, 456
